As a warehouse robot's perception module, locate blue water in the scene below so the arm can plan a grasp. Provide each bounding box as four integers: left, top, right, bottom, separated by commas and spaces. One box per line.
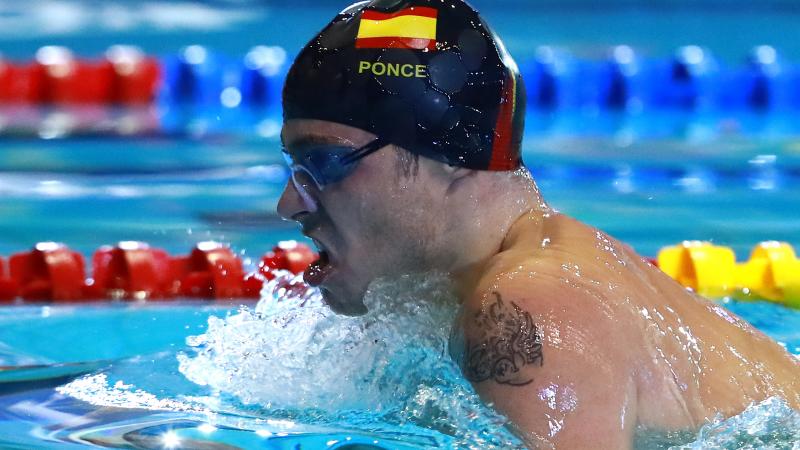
0, 276, 798, 449
0, 277, 797, 449
2, 1, 800, 62
2, 127, 798, 258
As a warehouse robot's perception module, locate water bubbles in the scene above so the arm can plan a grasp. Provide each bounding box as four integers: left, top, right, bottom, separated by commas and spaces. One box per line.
560, 262, 581, 278
57, 373, 205, 412
670, 397, 800, 449
177, 270, 525, 448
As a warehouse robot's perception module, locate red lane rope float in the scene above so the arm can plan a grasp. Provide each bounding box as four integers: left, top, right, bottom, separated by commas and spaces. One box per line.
87, 242, 177, 300
106, 46, 161, 105
9, 242, 87, 301
0, 62, 44, 104
260, 241, 317, 278
0, 256, 19, 301
0, 46, 160, 106
0, 241, 317, 304
2, 240, 797, 306
175, 242, 246, 299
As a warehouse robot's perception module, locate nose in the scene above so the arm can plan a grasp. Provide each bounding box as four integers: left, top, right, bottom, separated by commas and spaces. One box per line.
277, 174, 319, 220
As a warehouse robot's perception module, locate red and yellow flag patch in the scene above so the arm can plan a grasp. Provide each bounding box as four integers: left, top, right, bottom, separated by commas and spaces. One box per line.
356, 7, 438, 50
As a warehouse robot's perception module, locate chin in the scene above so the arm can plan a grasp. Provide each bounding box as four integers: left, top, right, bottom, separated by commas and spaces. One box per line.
320, 287, 367, 316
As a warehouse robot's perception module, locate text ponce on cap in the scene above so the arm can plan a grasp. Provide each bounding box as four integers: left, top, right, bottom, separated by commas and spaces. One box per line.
283, 0, 526, 171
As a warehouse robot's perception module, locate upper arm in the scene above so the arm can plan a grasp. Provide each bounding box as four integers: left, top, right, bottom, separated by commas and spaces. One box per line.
453, 283, 638, 449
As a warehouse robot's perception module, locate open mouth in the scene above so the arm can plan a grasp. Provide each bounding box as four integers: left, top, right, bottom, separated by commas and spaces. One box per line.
304, 239, 334, 287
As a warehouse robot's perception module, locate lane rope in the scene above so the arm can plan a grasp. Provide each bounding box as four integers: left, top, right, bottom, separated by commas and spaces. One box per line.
0, 240, 797, 307
1, 44, 799, 111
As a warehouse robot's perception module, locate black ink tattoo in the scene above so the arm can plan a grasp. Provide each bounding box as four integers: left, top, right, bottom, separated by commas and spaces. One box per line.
463, 292, 543, 386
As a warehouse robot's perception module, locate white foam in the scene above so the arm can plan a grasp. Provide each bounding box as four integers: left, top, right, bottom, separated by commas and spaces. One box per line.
670, 397, 800, 449
57, 373, 205, 413
178, 271, 524, 448
178, 271, 457, 411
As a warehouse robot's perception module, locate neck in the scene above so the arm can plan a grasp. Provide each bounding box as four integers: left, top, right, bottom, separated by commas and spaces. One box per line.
446, 174, 549, 300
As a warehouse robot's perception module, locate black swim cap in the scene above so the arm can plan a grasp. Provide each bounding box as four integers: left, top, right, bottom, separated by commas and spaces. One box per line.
283, 0, 525, 171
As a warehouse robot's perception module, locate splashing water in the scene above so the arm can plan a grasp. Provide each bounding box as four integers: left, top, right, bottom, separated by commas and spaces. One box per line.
669, 397, 800, 450
55, 270, 800, 449
177, 270, 526, 448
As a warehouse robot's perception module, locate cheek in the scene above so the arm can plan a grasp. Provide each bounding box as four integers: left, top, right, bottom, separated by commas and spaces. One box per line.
348, 187, 397, 241
361, 187, 437, 260
322, 176, 391, 247
325, 158, 442, 261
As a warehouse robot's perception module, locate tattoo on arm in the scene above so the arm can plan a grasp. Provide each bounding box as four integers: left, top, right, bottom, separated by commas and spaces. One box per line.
463, 292, 544, 386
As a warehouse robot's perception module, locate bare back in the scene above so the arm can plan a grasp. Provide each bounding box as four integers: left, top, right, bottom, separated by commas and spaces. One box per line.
452, 210, 800, 448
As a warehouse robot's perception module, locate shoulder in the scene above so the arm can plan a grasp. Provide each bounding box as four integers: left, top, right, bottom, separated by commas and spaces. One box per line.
452, 271, 573, 378
450, 270, 639, 447
453, 266, 625, 384
455, 289, 544, 386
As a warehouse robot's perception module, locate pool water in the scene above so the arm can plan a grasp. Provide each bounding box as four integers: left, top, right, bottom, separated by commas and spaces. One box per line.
0, 274, 798, 449
1, 94, 800, 450
2, 123, 799, 257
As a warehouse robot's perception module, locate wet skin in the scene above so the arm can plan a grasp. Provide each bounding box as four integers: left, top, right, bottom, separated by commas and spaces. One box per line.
453, 210, 800, 448
279, 119, 800, 449
278, 119, 461, 315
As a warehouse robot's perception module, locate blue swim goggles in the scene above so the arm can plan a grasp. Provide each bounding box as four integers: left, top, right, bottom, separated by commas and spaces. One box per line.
282, 137, 389, 190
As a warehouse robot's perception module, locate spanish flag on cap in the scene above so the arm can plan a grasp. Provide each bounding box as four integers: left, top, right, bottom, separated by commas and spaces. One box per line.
356, 6, 438, 50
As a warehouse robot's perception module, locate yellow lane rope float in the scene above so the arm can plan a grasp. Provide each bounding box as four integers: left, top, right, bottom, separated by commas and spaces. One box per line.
657, 241, 800, 308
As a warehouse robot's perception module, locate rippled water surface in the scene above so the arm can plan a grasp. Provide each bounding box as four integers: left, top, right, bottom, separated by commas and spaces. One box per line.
2, 3, 800, 445
1, 124, 799, 448
0, 269, 797, 449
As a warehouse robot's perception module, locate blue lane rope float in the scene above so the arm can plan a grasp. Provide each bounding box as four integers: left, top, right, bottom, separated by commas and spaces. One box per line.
2, 44, 800, 140
528, 162, 799, 192
1, 45, 799, 111
1, 45, 800, 138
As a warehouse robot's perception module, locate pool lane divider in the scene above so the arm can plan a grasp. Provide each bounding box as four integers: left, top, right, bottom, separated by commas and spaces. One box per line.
0, 46, 160, 105
0, 241, 316, 303
2, 44, 800, 111
0, 240, 798, 307
657, 241, 800, 308
4, 45, 800, 139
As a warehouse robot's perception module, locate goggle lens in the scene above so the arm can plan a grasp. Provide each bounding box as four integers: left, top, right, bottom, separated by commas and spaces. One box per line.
282, 137, 389, 190
283, 146, 357, 189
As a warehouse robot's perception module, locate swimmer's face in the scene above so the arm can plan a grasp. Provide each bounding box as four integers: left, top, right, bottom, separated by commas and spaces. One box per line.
278, 119, 451, 315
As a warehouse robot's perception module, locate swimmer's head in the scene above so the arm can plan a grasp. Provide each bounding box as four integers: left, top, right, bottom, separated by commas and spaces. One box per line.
280, 0, 533, 315
283, 0, 526, 171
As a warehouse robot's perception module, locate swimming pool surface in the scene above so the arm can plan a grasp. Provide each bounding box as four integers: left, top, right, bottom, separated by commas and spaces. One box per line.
2, 1, 800, 448
1, 112, 798, 448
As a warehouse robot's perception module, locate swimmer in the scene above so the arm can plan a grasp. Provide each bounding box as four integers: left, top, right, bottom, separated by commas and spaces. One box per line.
277, 0, 800, 447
